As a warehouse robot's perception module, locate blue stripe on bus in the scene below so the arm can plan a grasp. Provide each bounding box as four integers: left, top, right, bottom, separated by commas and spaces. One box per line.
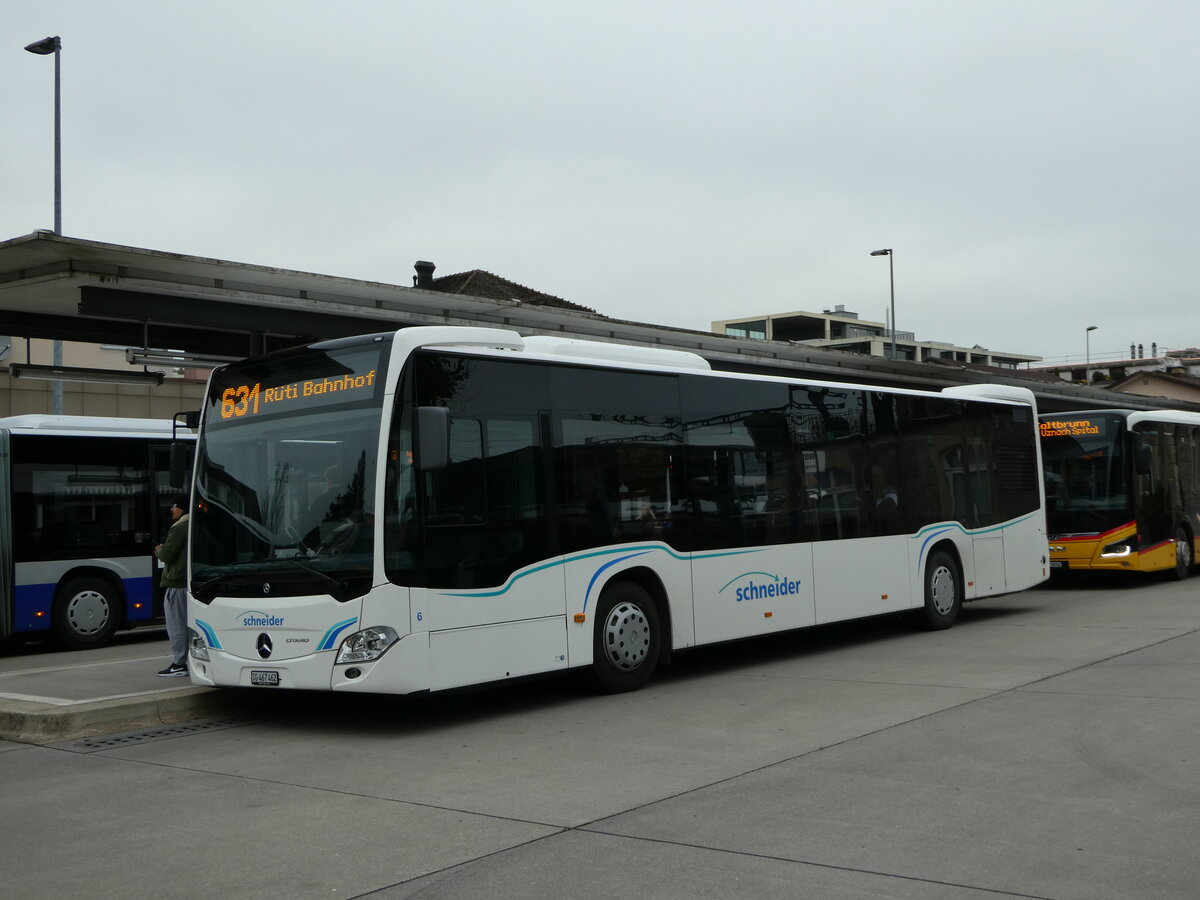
914, 514, 1040, 568
194, 619, 222, 650
319, 618, 358, 651
583, 550, 653, 612
436, 514, 1040, 608
440, 544, 763, 604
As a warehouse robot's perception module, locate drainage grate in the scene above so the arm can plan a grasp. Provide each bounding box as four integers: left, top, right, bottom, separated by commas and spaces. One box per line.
63, 716, 261, 752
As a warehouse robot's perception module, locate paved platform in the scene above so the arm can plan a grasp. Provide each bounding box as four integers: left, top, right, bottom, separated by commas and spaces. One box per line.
0, 630, 236, 743
4, 575, 1200, 899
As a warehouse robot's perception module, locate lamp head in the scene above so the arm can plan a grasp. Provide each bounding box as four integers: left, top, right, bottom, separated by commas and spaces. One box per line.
24, 36, 60, 55
1087, 325, 1099, 332
870, 249, 892, 257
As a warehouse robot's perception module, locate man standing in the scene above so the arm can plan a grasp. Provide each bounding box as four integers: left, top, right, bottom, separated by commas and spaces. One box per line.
155, 493, 191, 677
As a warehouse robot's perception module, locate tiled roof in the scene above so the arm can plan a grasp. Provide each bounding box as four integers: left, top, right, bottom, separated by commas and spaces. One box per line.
1110, 370, 1200, 392
425, 270, 598, 314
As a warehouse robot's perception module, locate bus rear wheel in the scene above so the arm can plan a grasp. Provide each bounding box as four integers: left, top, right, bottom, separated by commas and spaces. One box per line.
590, 582, 661, 693
52, 577, 121, 649
919, 550, 962, 630
1170, 526, 1193, 581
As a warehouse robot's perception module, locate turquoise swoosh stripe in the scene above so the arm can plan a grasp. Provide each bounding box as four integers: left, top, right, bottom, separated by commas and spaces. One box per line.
439, 513, 1040, 603
914, 513, 1040, 568
195, 619, 222, 650
442, 544, 762, 600
318, 617, 358, 651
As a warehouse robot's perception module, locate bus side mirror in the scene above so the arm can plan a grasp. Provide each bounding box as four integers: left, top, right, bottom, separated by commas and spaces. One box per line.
169, 410, 201, 488
1134, 440, 1153, 476
416, 406, 450, 471
169, 442, 194, 489
1129, 432, 1153, 476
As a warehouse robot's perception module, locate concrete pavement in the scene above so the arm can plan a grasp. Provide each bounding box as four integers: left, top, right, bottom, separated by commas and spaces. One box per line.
2, 573, 1199, 899
0, 628, 239, 743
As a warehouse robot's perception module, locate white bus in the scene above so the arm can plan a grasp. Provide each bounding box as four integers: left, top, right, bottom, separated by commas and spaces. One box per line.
0, 415, 194, 649
186, 327, 1047, 694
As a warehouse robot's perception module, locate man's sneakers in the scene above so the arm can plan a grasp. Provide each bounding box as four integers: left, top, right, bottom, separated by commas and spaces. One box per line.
157, 662, 188, 677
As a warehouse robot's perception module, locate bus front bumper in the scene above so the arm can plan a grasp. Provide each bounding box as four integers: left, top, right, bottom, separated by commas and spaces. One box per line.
188, 631, 430, 694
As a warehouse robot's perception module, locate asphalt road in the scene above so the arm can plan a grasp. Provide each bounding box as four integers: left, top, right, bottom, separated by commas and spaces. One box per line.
2, 573, 1198, 899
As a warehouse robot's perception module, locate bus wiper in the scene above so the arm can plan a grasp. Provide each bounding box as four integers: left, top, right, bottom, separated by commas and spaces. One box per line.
269, 557, 353, 601
191, 559, 355, 602
1052, 492, 1106, 521
286, 526, 315, 558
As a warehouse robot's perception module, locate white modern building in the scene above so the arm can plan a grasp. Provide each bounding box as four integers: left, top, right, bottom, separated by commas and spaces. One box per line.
713, 306, 1040, 369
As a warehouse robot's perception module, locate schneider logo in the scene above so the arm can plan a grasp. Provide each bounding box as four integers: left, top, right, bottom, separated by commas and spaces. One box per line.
720, 571, 804, 602
238, 610, 285, 628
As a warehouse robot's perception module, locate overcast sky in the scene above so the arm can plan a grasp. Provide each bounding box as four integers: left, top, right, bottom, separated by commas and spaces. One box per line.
3, 2, 1196, 364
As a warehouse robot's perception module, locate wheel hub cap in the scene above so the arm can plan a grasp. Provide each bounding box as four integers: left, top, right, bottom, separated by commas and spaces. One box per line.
604, 601, 650, 671
930, 566, 955, 616
67, 591, 111, 636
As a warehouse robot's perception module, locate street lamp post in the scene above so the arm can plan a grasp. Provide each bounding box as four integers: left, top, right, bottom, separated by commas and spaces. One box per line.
25, 35, 63, 414
1086, 325, 1098, 381
870, 249, 895, 359
24, 36, 61, 235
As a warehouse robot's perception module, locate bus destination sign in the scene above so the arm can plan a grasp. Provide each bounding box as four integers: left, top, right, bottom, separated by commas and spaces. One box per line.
208, 343, 388, 424
1039, 418, 1107, 439
218, 370, 378, 420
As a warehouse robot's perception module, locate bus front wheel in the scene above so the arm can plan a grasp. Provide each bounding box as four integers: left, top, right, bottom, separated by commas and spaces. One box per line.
52, 577, 121, 649
919, 550, 962, 631
590, 582, 661, 693
1171, 526, 1193, 581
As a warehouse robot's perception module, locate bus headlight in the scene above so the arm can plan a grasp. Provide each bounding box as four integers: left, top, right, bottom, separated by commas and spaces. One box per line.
188, 627, 210, 661
1101, 540, 1134, 558
336, 626, 399, 664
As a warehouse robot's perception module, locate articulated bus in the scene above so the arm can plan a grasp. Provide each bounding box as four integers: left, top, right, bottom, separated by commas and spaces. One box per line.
186, 327, 1047, 695
1040, 409, 1200, 579
0, 415, 194, 648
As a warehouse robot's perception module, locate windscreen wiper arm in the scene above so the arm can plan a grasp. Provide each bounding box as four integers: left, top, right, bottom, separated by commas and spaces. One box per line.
191, 560, 354, 602
271, 557, 352, 601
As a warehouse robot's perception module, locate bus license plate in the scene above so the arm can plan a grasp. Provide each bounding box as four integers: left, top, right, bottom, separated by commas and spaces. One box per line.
250, 670, 280, 686
1050, 560, 1065, 569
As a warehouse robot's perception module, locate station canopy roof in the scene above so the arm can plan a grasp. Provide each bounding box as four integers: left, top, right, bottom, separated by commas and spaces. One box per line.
1, 231, 1188, 414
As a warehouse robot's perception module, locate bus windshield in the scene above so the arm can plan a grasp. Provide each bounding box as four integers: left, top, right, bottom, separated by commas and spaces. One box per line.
1039, 413, 1129, 534
191, 337, 390, 602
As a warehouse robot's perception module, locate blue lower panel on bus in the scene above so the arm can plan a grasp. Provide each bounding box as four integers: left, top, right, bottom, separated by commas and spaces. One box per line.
13, 576, 155, 633
13, 582, 56, 633
124, 577, 156, 623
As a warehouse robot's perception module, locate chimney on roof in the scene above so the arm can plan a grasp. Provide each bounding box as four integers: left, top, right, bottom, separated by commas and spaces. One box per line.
1152, 342, 1157, 357
1131, 343, 1135, 358
414, 260, 436, 289
1138, 343, 1144, 358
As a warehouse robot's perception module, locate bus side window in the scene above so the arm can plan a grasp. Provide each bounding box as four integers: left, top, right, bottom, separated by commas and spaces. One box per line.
554, 366, 683, 554
866, 392, 904, 536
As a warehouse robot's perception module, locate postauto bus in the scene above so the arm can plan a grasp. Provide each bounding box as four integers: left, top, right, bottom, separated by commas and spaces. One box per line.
1040, 409, 1200, 578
